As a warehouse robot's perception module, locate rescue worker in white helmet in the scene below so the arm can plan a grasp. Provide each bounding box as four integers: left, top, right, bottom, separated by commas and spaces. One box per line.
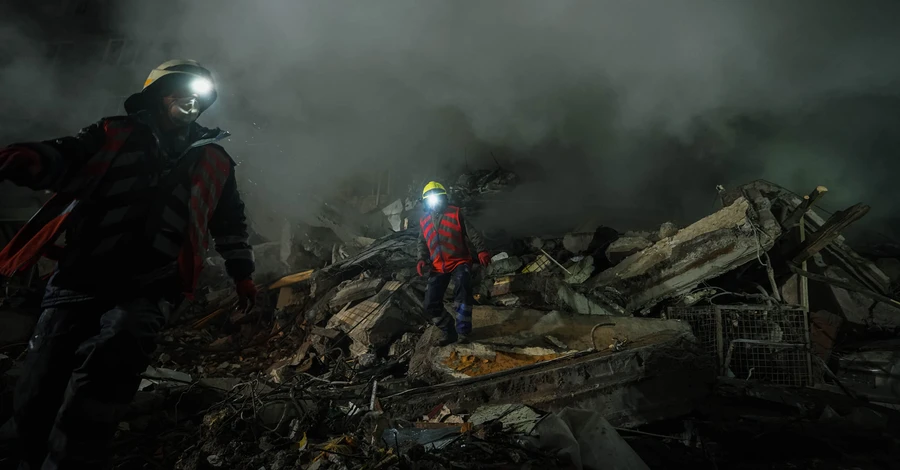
417, 181, 491, 345
0, 60, 257, 469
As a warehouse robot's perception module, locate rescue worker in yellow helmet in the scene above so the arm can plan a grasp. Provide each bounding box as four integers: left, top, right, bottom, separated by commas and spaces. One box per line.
417, 181, 491, 345
0, 60, 256, 468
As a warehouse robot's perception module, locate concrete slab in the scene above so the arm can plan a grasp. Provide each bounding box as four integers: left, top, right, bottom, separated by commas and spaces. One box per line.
588, 197, 781, 313
391, 333, 714, 428
408, 306, 693, 382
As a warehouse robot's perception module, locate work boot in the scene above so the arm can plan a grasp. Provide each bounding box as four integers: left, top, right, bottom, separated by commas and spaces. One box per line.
437, 329, 458, 347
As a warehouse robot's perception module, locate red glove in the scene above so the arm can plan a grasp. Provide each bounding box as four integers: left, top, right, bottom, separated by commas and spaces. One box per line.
236, 279, 258, 312
478, 252, 491, 266
416, 260, 427, 277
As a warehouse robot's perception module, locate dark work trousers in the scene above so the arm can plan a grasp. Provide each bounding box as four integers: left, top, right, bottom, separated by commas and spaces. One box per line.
12, 297, 170, 470
423, 263, 474, 336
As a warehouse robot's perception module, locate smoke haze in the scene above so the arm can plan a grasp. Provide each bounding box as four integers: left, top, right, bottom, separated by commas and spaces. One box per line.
2, 0, 900, 239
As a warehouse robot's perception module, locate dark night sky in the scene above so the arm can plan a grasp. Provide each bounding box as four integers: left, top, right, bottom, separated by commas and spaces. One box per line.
2, 1, 900, 241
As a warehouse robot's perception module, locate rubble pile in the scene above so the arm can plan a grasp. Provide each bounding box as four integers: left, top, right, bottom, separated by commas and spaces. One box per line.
3, 174, 900, 468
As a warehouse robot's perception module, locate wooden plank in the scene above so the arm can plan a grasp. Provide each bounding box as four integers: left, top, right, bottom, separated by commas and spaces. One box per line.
275, 286, 301, 309
268, 269, 315, 290
791, 204, 870, 264
781, 185, 828, 229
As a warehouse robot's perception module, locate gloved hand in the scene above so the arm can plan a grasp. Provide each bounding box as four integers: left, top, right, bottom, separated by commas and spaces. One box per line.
478, 251, 492, 266
0, 146, 43, 183
416, 260, 427, 277
235, 279, 258, 312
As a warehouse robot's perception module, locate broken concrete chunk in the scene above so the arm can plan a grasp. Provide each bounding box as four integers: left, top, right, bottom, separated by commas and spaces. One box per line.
589, 197, 781, 313
138, 367, 192, 391
605, 236, 652, 265
659, 222, 678, 239
329, 278, 386, 307
874, 258, 900, 285
564, 255, 594, 284
820, 265, 900, 329
557, 284, 615, 315
491, 252, 510, 262
487, 256, 523, 276
382, 199, 405, 232
470, 404, 543, 434
389, 332, 419, 357
267, 359, 293, 384
535, 409, 650, 470
327, 284, 423, 356
493, 294, 521, 307
563, 231, 594, 254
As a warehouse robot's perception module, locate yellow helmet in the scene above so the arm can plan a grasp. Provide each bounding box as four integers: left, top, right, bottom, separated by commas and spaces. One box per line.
124, 59, 218, 114
422, 181, 447, 200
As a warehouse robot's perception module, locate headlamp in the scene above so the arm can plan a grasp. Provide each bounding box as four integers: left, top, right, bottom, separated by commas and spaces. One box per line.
426, 194, 439, 208
190, 78, 213, 96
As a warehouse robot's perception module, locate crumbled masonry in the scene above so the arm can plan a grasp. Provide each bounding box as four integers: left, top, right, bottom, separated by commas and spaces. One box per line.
2, 174, 900, 468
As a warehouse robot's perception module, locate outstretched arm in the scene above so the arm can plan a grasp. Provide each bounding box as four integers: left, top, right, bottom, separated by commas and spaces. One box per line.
0, 120, 107, 191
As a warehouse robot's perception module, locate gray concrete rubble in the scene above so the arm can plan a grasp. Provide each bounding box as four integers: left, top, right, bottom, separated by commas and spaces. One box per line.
407, 306, 694, 384
658, 221, 679, 239
391, 332, 713, 428
588, 196, 782, 313
327, 281, 425, 356
605, 236, 652, 265
564, 256, 594, 284
563, 231, 595, 254
486, 255, 523, 276
329, 278, 386, 308
3, 173, 900, 469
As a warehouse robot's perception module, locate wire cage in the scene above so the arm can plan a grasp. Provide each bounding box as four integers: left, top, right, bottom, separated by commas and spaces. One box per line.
667, 304, 819, 386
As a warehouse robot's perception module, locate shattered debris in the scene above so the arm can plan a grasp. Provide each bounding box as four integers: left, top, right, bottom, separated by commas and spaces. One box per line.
4, 175, 900, 469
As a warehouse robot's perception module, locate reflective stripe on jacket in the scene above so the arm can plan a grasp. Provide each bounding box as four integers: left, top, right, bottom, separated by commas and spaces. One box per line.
0, 116, 253, 298
420, 205, 472, 274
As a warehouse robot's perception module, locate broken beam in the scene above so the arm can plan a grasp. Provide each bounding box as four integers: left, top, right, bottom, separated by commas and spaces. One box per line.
781, 185, 828, 229
791, 203, 869, 264
788, 264, 900, 309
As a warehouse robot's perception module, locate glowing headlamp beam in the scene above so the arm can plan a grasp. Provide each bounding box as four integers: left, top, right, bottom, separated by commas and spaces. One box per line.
190, 78, 213, 96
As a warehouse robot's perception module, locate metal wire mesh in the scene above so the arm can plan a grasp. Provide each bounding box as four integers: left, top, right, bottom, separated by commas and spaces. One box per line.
668, 304, 818, 386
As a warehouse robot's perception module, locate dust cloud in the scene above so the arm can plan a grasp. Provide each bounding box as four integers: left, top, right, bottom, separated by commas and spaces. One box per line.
2, 1, 900, 240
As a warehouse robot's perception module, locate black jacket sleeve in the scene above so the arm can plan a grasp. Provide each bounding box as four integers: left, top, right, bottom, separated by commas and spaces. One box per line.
208, 160, 255, 282
459, 211, 487, 254
1, 120, 107, 191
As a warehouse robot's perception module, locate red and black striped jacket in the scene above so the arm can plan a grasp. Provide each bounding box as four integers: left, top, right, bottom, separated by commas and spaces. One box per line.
0, 115, 254, 300
418, 205, 486, 274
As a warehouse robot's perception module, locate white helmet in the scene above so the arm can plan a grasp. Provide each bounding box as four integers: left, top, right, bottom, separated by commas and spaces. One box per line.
124, 59, 218, 114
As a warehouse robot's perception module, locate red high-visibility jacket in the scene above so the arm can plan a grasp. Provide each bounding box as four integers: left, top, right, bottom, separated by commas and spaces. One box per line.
418, 205, 485, 274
